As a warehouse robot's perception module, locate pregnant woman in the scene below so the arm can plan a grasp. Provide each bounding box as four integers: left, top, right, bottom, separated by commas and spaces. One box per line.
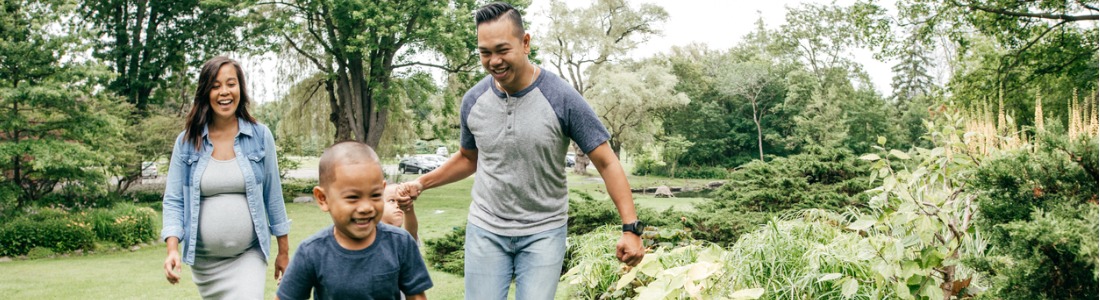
160, 56, 291, 299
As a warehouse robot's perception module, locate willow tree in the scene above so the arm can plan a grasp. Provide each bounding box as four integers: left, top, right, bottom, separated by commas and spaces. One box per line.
539, 0, 668, 172
265, 0, 485, 147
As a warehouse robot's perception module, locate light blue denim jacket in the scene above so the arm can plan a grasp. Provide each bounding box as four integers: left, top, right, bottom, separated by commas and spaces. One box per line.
160, 119, 291, 265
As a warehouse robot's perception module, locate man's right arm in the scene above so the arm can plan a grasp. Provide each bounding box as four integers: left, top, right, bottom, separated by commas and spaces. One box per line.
399, 147, 477, 199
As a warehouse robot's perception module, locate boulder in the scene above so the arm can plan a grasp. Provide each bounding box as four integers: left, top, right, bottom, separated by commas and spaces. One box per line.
654, 186, 675, 198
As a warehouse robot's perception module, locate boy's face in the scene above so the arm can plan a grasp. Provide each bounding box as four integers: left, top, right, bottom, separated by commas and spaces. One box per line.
381, 185, 405, 227
313, 163, 386, 249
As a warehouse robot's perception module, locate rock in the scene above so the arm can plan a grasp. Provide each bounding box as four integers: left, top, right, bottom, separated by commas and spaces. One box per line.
293, 196, 314, 203
130, 245, 141, 252
0, 257, 11, 262
654, 186, 675, 198
706, 181, 726, 189
74, 249, 83, 255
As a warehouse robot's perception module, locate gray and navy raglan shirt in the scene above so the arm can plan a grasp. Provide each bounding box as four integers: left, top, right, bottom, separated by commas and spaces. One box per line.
460, 67, 610, 236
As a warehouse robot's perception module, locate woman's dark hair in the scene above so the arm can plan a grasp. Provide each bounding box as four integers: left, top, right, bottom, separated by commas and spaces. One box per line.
184, 56, 255, 150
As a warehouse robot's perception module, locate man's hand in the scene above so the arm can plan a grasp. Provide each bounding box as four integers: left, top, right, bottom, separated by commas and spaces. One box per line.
615, 232, 645, 266
395, 181, 423, 210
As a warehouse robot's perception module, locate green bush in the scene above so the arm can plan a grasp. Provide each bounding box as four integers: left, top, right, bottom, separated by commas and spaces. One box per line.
966, 133, 1099, 299
423, 225, 466, 275
26, 247, 56, 259
282, 178, 318, 200
0, 182, 19, 221
124, 190, 163, 203
0, 208, 96, 256
88, 203, 158, 246
631, 159, 729, 179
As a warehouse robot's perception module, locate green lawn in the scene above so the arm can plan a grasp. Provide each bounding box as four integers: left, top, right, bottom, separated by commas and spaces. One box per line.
0, 171, 713, 299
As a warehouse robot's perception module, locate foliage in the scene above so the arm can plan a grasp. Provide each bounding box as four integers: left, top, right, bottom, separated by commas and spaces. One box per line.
965, 130, 1099, 299
265, 0, 485, 147
281, 178, 318, 200
0, 207, 96, 257
685, 147, 871, 246
854, 108, 991, 299
85, 203, 158, 247
0, 0, 128, 207
423, 225, 466, 275
587, 60, 690, 156
540, 0, 669, 174
79, 0, 267, 113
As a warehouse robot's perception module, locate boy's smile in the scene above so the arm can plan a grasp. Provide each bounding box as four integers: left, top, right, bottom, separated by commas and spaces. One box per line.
313, 163, 386, 250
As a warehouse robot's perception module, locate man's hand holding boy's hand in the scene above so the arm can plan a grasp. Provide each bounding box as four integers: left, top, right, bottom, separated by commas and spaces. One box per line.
395, 181, 423, 210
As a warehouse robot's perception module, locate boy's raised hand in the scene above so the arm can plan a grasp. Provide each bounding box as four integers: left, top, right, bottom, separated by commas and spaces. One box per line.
394, 181, 423, 210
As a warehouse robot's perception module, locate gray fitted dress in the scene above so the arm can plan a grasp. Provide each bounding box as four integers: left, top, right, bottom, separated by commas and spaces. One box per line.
191, 157, 266, 299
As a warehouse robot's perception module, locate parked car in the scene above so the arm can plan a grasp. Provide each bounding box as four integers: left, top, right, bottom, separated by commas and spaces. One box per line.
141, 161, 158, 178
399, 154, 444, 174
565, 152, 576, 167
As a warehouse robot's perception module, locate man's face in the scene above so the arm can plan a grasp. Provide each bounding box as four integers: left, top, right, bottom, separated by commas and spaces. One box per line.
313, 163, 386, 249
477, 18, 530, 91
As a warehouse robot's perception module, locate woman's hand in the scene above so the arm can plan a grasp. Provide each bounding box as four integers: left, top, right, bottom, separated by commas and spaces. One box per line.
274, 251, 289, 282
164, 249, 182, 284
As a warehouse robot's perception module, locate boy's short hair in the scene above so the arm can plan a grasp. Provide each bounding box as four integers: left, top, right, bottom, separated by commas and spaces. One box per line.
317, 141, 381, 186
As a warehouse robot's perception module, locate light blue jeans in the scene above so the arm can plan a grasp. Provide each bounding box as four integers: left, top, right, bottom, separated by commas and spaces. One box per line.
464, 223, 567, 300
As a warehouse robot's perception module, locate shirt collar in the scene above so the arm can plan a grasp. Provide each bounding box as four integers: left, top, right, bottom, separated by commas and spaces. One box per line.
200, 117, 255, 140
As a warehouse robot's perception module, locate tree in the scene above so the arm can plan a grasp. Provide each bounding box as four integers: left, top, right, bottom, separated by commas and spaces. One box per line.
1, 0, 128, 206
540, 0, 668, 173
889, 30, 935, 106
586, 61, 689, 157
779, 3, 863, 88
717, 59, 780, 161
80, 0, 261, 114
266, 0, 483, 148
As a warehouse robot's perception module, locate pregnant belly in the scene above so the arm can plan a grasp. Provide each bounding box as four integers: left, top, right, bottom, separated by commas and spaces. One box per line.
197, 194, 257, 258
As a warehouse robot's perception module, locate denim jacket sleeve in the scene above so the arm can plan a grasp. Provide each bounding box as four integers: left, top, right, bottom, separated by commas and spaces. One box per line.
160, 132, 188, 241
259, 124, 292, 237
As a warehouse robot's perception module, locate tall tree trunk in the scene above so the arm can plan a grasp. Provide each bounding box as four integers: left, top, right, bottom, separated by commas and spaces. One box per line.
327, 79, 352, 141
609, 136, 622, 158
572, 143, 590, 174
752, 100, 764, 161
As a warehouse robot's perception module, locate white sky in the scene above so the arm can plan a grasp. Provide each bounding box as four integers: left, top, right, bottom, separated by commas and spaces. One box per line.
525, 0, 897, 95
246, 0, 900, 103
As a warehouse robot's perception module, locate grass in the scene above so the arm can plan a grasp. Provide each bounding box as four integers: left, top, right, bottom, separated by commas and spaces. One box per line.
0, 170, 715, 299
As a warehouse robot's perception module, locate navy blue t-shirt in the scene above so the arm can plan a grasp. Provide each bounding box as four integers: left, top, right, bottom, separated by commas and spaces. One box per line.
277, 224, 432, 300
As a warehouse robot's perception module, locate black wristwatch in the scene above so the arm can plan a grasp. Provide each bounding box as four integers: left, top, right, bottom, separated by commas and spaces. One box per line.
622, 220, 644, 236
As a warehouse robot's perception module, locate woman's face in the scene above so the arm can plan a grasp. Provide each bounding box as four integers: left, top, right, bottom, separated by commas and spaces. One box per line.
208, 64, 241, 121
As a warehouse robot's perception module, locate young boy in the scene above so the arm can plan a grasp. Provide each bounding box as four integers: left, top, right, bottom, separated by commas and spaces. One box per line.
382, 185, 419, 243
277, 141, 432, 300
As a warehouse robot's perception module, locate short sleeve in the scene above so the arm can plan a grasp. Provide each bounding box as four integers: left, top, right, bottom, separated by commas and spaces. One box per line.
459, 90, 479, 151
398, 234, 433, 295
563, 94, 610, 154
277, 245, 317, 300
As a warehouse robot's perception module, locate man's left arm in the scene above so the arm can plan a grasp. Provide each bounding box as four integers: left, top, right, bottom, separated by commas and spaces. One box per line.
586, 142, 645, 266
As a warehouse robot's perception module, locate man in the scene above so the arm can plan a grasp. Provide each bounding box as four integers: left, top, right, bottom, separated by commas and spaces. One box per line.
396, 2, 645, 299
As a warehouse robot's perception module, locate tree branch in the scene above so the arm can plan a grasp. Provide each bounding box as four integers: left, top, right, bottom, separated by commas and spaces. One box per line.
391, 61, 476, 73
282, 32, 328, 72
955, 0, 1098, 21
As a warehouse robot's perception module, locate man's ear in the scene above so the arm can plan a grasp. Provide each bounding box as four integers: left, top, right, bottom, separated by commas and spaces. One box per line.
313, 186, 329, 211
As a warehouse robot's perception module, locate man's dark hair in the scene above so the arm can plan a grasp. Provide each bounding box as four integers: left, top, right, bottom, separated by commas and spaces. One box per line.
475, 2, 524, 37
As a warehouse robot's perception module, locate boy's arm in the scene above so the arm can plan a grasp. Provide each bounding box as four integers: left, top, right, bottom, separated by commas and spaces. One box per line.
587, 142, 645, 267
398, 233, 434, 296
406, 293, 427, 300
403, 203, 419, 242
276, 244, 316, 300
